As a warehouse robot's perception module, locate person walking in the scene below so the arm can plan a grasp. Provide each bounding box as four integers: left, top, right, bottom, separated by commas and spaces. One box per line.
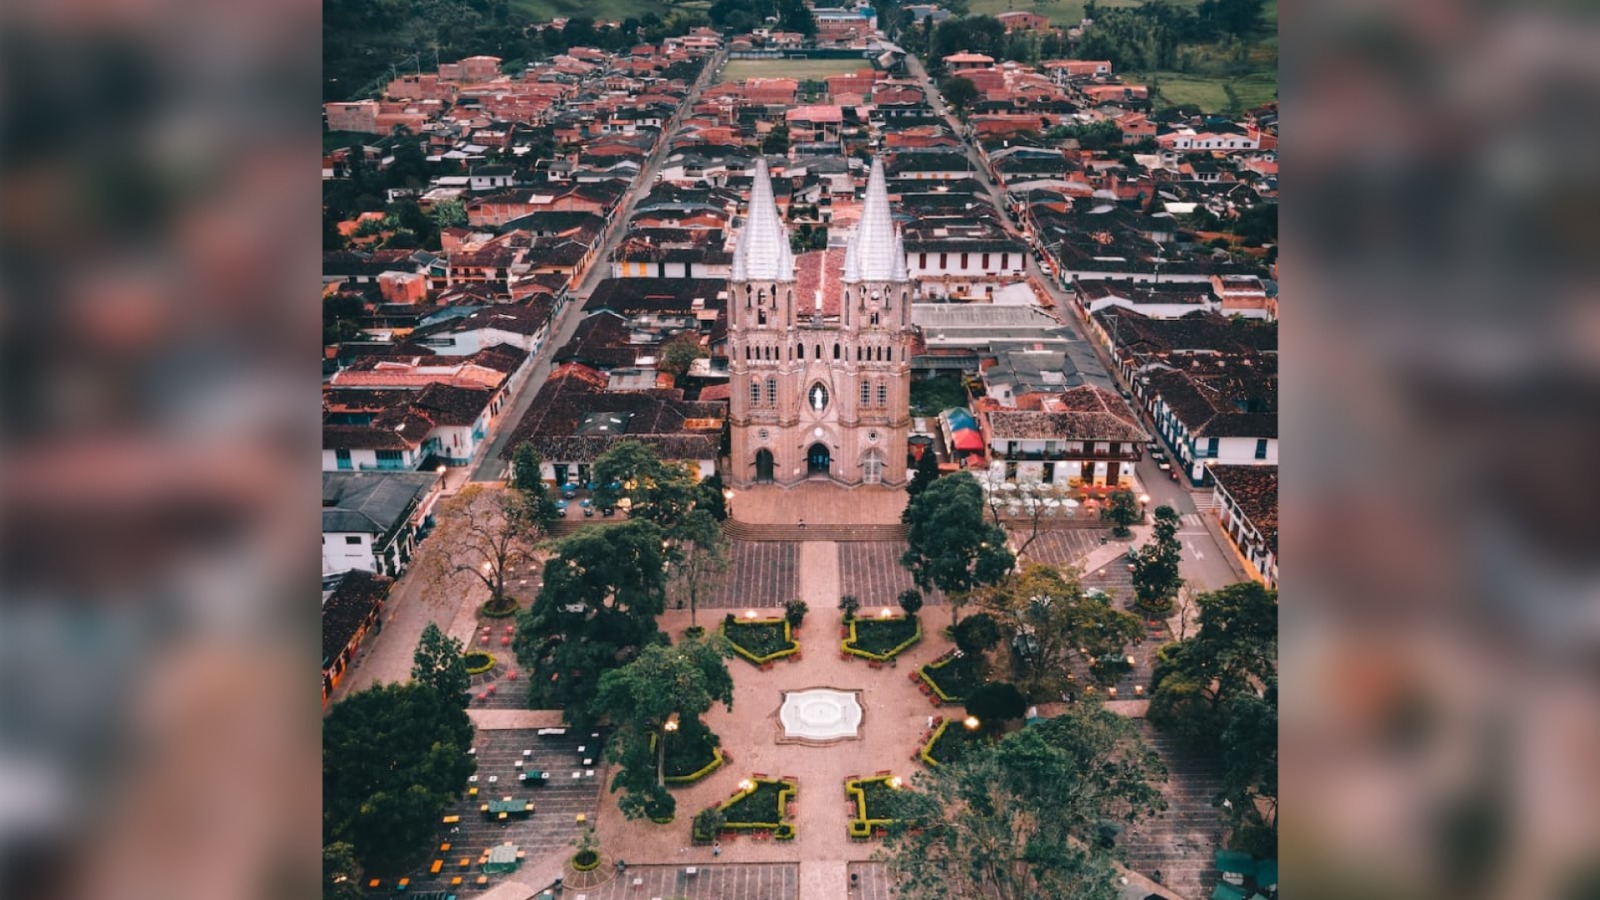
712, 841, 721, 857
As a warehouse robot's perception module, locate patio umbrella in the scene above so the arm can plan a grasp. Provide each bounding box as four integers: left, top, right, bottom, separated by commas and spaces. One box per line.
1001, 481, 1018, 492
1060, 498, 1079, 508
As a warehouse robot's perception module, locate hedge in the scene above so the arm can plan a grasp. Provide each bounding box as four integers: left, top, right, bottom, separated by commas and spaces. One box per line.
721, 617, 800, 666
706, 776, 798, 837
570, 850, 601, 872
845, 775, 903, 839
841, 615, 922, 661
916, 651, 982, 703
663, 745, 724, 785
464, 652, 496, 676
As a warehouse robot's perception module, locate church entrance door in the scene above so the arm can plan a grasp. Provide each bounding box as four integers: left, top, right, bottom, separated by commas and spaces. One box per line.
806, 443, 831, 477
755, 449, 775, 483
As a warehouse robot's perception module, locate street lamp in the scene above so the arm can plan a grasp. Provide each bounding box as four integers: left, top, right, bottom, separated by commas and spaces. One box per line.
745, 609, 758, 620
889, 776, 903, 789
963, 716, 980, 731
657, 713, 680, 787
738, 778, 754, 793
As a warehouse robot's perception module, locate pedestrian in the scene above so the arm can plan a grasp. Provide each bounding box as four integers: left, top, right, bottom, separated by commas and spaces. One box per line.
713, 841, 721, 857
798, 517, 805, 529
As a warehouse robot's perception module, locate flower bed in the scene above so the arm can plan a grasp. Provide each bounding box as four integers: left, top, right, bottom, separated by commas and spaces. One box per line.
721, 617, 799, 666
841, 615, 922, 661
845, 775, 904, 839
464, 651, 496, 676
918, 717, 983, 767
701, 776, 797, 839
916, 652, 984, 703
571, 850, 601, 872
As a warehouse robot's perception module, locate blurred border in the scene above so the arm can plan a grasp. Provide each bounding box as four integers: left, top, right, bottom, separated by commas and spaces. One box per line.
0, 0, 320, 896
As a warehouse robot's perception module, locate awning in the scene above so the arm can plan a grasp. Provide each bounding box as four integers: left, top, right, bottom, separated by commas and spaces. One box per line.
950, 429, 985, 452
943, 408, 976, 431
1210, 884, 1247, 900
1215, 849, 1255, 875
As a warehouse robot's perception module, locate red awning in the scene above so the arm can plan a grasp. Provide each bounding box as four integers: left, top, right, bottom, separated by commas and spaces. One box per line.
950, 429, 985, 452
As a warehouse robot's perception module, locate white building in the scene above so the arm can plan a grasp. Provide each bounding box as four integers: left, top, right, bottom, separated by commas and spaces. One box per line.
322, 470, 444, 577
1210, 464, 1278, 588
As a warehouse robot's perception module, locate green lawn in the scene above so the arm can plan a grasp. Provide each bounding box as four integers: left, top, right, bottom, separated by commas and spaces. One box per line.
966, 0, 1154, 28
1138, 70, 1277, 113
509, 0, 690, 22
720, 58, 876, 82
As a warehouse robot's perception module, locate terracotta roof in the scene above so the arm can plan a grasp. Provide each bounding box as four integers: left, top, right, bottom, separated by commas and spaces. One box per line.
1210, 464, 1277, 555
497, 364, 724, 463
793, 247, 847, 318
322, 570, 392, 665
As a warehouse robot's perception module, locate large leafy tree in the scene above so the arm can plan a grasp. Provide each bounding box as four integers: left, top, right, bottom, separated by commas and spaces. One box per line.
322, 842, 363, 900
906, 447, 941, 501
509, 442, 560, 533
669, 508, 729, 629
592, 634, 735, 820
939, 75, 979, 115
658, 332, 708, 382
591, 440, 699, 531
514, 519, 670, 729
1148, 582, 1278, 746
323, 682, 476, 870
1101, 489, 1141, 538
411, 622, 469, 704
1131, 505, 1183, 617
981, 563, 1144, 697
901, 472, 1014, 628
883, 703, 1166, 899
1221, 677, 1278, 832
415, 485, 540, 615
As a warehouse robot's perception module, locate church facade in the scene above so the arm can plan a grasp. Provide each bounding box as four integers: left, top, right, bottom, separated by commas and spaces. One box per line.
725, 158, 915, 489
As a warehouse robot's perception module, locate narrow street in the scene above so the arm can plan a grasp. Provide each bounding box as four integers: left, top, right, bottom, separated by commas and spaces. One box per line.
902, 52, 1252, 595
468, 48, 728, 483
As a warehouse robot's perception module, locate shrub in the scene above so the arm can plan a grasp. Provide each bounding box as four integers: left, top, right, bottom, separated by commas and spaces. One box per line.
783, 599, 808, 628
917, 652, 985, 703
691, 808, 726, 844
463, 652, 495, 675
898, 589, 924, 617
478, 598, 520, 618
684, 625, 706, 639
952, 613, 1001, 655
965, 682, 1027, 727
571, 850, 600, 871
841, 615, 922, 661
774, 822, 796, 840
721, 617, 799, 665
838, 595, 860, 620
845, 775, 903, 838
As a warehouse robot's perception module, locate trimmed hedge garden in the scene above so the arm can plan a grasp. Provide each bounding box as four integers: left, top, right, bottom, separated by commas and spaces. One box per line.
651, 720, 725, 785
845, 775, 904, 839
570, 849, 601, 871
721, 616, 799, 666
916, 651, 984, 703
841, 614, 922, 661
918, 717, 984, 767
464, 651, 496, 676
697, 775, 797, 841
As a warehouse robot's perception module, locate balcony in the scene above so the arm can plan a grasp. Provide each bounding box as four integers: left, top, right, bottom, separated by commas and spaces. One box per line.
994, 447, 1139, 463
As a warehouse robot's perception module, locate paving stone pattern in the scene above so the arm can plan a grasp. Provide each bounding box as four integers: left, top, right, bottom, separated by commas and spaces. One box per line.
567, 863, 799, 900
836, 542, 947, 608
1119, 722, 1228, 900
846, 861, 896, 900
398, 729, 606, 895
1012, 528, 1107, 570
695, 542, 799, 609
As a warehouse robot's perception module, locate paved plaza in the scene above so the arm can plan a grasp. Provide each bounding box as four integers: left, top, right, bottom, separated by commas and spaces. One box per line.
692, 542, 800, 609
836, 542, 946, 608
729, 483, 906, 525
557, 863, 800, 899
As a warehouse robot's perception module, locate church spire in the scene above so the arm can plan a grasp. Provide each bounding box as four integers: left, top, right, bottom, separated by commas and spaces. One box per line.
843, 157, 908, 283
731, 158, 795, 282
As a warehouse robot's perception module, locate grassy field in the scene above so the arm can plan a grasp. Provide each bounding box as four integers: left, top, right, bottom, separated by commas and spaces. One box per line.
966, 0, 1153, 27
1137, 70, 1277, 113
719, 58, 876, 81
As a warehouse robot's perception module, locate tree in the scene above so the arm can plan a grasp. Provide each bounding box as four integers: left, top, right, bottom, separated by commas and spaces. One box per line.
981, 563, 1143, 697
1148, 582, 1277, 746
965, 682, 1026, 729
839, 594, 861, 620
1131, 505, 1183, 617
784, 599, 809, 628
906, 447, 941, 500
1100, 489, 1140, 538
762, 123, 791, 155
322, 842, 364, 900
431, 198, 468, 230
591, 440, 698, 531
670, 508, 729, 628
901, 472, 1014, 628
509, 442, 559, 534
882, 703, 1165, 899
416, 485, 540, 616
692, 472, 729, 521
939, 76, 979, 114
593, 633, 735, 820
323, 682, 476, 870
952, 612, 1001, 655
1220, 677, 1277, 832
411, 622, 469, 703
514, 519, 670, 729
898, 589, 924, 617
658, 332, 708, 381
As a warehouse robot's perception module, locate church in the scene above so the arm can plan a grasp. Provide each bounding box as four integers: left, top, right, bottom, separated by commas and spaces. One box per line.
725, 158, 915, 489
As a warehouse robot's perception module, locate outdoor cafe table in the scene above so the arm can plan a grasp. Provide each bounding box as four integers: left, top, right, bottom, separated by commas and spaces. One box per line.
481, 843, 520, 875
519, 770, 550, 785
481, 798, 534, 820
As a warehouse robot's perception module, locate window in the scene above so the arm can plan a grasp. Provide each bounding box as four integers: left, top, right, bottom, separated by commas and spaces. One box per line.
982, 253, 990, 269
876, 382, 887, 406
766, 377, 777, 405
939, 253, 948, 269
863, 452, 884, 484
833, 344, 841, 360
870, 312, 879, 326
797, 343, 804, 359
861, 382, 871, 405
1001, 252, 1009, 269
335, 448, 352, 470
1255, 438, 1268, 459
345, 535, 361, 545
750, 381, 761, 405
1208, 437, 1220, 457
960, 253, 969, 270
376, 450, 403, 463
918, 252, 927, 268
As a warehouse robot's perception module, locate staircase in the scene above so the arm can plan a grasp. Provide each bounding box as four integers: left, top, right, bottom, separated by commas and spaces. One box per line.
722, 520, 908, 542
1119, 723, 1228, 900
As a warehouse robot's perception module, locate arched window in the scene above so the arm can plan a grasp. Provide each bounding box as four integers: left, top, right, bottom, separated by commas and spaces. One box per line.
856, 346, 862, 361
797, 343, 804, 359
833, 344, 841, 360
870, 312, 879, 326
749, 380, 761, 405
863, 451, 884, 484
766, 377, 777, 405
876, 382, 887, 406
758, 310, 767, 326
860, 381, 870, 405
744, 346, 750, 360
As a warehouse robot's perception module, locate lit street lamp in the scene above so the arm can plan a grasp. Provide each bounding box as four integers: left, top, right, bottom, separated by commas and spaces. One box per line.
963, 716, 980, 731
656, 712, 680, 787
